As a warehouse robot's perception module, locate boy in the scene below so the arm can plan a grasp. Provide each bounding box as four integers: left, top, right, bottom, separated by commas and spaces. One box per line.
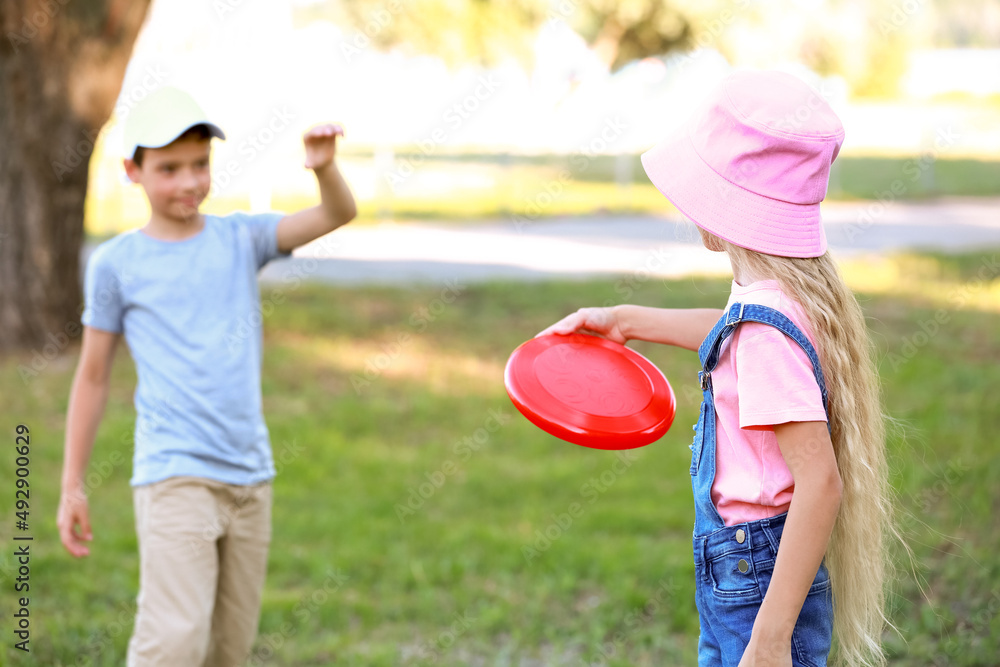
56, 86, 357, 666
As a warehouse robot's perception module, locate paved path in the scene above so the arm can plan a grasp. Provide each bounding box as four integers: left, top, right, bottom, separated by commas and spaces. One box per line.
257, 197, 1000, 285
79, 198, 1000, 285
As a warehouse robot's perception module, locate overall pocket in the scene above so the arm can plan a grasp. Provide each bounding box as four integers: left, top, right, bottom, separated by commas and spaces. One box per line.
790, 561, 835, 667
707, 551, 762, 600
690, 401, 707, 476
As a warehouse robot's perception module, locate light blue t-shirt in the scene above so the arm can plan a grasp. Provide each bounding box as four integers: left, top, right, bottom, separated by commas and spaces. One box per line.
81, 211, 291, 487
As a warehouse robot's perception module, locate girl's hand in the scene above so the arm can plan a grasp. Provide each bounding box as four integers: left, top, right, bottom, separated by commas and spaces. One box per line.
737, 633, 792, 667
535, 306, 627, 344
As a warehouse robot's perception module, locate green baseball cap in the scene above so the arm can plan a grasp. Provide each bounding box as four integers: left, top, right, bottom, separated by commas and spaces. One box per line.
123, 86, 226, 160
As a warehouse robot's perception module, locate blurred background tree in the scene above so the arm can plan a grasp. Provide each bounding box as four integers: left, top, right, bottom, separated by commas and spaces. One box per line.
307, 0, 990, 99
0, 0, 151, 351
928, 0, 1000, 47
294, 0, 696, 71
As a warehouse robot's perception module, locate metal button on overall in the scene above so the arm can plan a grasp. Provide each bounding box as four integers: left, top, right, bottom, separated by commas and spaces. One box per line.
735, 529, 745, 544
737, 559, 749, 574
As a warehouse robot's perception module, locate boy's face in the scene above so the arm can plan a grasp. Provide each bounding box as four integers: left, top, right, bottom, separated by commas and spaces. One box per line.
124, 134, 212, 220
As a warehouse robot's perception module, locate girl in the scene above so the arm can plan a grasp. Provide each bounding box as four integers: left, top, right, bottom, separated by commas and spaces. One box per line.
539, 70, 894, 666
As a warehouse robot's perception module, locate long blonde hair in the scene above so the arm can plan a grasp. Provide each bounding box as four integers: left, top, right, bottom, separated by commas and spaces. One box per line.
720, 239, 897, 667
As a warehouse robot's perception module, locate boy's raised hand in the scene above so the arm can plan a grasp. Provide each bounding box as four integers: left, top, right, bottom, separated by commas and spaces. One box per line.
303, 123, 344, 170
57, 489, 93, 558
536, 306, 627, 345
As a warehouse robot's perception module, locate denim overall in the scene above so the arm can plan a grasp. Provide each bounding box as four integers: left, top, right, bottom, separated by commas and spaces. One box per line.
691, 302, 834, 667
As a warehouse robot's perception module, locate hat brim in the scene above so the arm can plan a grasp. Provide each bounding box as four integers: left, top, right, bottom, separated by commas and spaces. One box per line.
640, 126, 827, 258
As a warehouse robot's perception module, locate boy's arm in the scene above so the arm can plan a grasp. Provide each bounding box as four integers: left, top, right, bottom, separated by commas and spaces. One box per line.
277, 123, 357, 253
58, 326, 120, 558
538, 305, 723, 351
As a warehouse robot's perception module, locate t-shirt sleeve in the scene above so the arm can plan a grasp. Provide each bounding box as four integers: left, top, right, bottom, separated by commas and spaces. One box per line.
80, 246, 125, 334
735, 323, 827, 429
239, 211, 292, 270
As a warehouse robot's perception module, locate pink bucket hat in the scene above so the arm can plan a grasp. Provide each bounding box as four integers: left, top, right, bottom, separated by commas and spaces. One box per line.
640, 69, 845, 258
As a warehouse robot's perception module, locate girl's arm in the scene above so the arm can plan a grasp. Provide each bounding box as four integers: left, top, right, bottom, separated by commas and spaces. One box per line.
740, 420, 842, 665
537, 305, 722, 351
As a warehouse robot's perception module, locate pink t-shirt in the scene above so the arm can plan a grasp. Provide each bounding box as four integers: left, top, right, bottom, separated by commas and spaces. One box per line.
710, 279, 828, 526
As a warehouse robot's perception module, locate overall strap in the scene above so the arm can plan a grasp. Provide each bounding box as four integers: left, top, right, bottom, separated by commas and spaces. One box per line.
698, 302, 830, 421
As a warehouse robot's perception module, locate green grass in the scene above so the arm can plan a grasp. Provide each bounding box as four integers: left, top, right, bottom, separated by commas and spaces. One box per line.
341, 149, 1000, 200
1, 251, 998, 665
84, 152, 1000, 237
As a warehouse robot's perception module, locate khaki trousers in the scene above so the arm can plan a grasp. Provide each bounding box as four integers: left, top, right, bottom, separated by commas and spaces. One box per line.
127, 475, 272, 667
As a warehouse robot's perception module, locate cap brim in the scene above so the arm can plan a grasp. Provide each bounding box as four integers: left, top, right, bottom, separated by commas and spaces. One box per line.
141, 121, 226, 149
127, 121, 226, 160
640, 127, 827, 258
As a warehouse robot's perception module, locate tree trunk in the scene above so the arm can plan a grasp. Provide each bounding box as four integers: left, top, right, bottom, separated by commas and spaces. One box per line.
0, 0, 151, 354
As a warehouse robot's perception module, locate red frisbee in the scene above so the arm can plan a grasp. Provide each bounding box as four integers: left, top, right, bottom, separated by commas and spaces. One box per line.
504, 333, 676, 450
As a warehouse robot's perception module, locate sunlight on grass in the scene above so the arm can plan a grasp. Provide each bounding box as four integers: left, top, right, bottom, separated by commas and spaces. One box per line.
273, 331, 506, 397
86, 182, 678, 236
840, 252, 1000, 313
